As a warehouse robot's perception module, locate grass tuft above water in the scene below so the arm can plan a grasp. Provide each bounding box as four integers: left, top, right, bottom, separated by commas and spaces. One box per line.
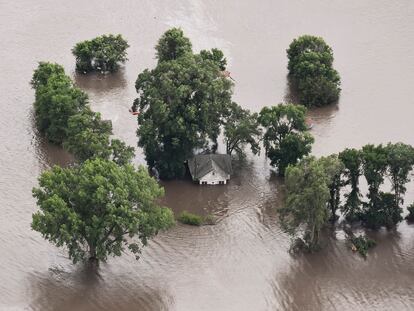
177, 211, 216, 226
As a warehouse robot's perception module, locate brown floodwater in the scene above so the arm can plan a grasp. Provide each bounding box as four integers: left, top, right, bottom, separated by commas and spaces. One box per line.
1, 0, 414, 310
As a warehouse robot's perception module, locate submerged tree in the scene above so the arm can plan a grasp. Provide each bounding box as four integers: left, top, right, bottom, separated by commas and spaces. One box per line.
287, 35, 341, 106
155, 28, 192, 63
339, 148, 363, 221
72, 34, 129, 73
258, 104, 314, 175
281, 157, 330, 251
32, 158, 174, 263
385, 142, 414, 209
32, 67, 88, 144
135, 29, 233, 179
318, 155, 344, 221
223, 102, 261, 157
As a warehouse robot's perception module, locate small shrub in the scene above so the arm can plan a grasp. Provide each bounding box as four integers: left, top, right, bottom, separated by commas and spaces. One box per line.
178, 211, 203, 226
350, 235, 376, 259
406, 203, 414, 221
203, 214, 216, 225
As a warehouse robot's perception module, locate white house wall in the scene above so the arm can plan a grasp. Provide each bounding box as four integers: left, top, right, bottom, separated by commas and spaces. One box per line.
199, 162, 229, 185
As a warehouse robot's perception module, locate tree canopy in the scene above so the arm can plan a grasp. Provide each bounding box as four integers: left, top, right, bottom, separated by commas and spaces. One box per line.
258, 104, 314, 175
287, 35, 341, 106
339, 148, 363, 221
200, 48, 227, 71
31, 62, 135, 162
64, 108, 134, 165
32, 65, 88, 144
72, 34, 129, 73
135, 29, 233, 179
155, 28, 192, 63
281, 157, 331, 251
223, 102, 261, 157
32, 158, 174, 263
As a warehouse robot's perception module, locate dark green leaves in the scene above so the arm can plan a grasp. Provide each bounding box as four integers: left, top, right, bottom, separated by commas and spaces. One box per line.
258, 104, 313, 175
155, 28, 192, 63
32, 158, 174, 263
287, 35, 341, 106
135, 30, 233, 179
72, 34, 129, 73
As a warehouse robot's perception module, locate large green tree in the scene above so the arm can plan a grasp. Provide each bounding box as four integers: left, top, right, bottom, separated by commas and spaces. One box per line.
223, 102, 261, 157
287, 35, 341, 106
72, 34, 129, 73
258, 104, 314, 175
280, 157, 330, 251
32, 158, 174, 263
135, 37, 233, 178
155, 28, 192, 63
32, 68, 88, 144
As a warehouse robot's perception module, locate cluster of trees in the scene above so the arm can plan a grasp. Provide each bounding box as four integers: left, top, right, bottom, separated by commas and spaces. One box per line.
280, 143, 414, 251
134, 28, 257, 178
31, 62, 134, 164
287, 35, 341, 106
72, 34, 129, 73
134, 28, 314, 179
31, 61, 174, 263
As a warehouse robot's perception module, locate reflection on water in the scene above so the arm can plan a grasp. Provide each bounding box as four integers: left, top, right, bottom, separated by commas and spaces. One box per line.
1, 0, 414, 310
73, 69, 128, 95
29, 264, 172, 311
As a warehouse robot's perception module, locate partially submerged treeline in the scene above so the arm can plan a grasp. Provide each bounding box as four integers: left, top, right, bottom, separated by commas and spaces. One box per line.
31, 61, 134, 163
30, 49, 174, 263
281, 144, 414, 252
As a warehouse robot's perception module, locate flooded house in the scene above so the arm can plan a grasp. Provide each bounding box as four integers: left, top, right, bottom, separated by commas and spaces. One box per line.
187, 154, 232, 185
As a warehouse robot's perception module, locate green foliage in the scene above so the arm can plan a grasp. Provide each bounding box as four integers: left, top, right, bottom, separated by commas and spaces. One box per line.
178, 211, 203, 226
32, 69, 88, 144
281, 157, 330, 251
357, 143, 414, 229
64, 108, 135, 165
64, 108, 112, 161
350, 235, 376, 259
339, 148, 363, 221
258, 104, 314, 175
200, 48, 227, 70
361, 144, 388, 214
110, 139, 135, 166
406, 203, 414, 221
32, 158, 174, 263
318, 155, 345, 220
31, 62, 135, 163
385, 142, 414, 208
223, 102, 261, 157
155, 28, 192, 63
135, 48, 233, 179
72, 34, 129, 73
287, 35, 341, 106
30, 62, 65, 90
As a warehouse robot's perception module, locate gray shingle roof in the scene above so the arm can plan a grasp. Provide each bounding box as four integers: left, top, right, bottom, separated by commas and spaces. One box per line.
188, 154, 232, 180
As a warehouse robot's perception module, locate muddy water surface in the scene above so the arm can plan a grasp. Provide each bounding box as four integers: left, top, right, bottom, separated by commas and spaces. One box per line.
1, 1, 414, 310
